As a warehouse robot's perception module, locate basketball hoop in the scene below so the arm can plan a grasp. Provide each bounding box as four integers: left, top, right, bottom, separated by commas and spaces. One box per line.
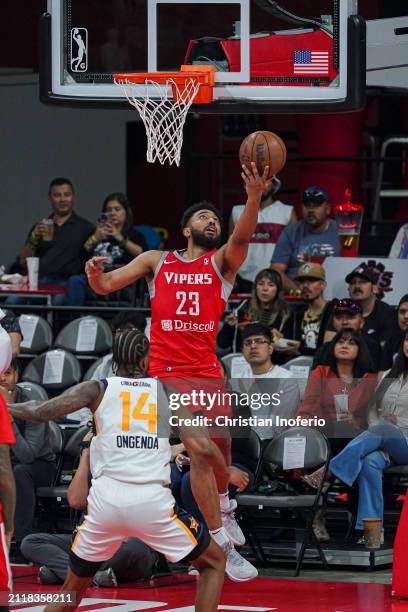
114, 65, 215, 167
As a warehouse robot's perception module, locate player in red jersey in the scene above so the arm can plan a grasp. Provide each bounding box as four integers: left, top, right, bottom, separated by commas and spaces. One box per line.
0, 393, 16, 611
86, 163, 271, 581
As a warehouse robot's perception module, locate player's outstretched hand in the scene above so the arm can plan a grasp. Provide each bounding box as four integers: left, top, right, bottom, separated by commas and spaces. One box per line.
228, 466, 250, 492
241, 162, 273, 200
85, 256, 108, 279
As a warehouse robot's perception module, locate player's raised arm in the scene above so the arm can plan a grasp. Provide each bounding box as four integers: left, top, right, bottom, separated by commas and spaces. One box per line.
86, 250, 162, 295
218, 163, 271, 276
7, 381, 103, 422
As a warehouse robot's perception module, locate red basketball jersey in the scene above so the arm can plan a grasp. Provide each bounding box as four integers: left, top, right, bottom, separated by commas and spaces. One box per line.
149, 249, 232, 377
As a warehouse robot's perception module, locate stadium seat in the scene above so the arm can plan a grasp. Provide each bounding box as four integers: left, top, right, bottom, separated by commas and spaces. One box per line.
54, 316, 112, 355
19, 314, 53, 354
36, 424, 90, 524
236, 426, 330, 575
21, 349, 82, 392
281, 355, 314, 399
16, 381, 48, 401
231, 430, 263, 488
82, 354, 112, 381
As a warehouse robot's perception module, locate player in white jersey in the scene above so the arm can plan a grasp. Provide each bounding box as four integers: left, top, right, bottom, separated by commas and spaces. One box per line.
8, 329, 230, 612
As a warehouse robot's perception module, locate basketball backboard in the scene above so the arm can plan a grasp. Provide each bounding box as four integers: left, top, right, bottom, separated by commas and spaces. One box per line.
40, 0, 366, 112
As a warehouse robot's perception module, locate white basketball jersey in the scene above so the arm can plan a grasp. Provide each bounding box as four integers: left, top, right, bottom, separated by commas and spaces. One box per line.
90, 377, 171, 485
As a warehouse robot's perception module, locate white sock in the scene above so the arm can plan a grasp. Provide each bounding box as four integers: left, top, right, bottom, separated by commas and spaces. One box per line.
219, 491, 230, 513
209, 526, 229, 548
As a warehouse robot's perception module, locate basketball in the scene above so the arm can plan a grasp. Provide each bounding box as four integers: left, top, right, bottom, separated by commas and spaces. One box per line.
239, 131, 287, 178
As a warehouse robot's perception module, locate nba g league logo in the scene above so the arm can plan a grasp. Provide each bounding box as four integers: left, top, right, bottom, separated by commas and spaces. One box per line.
70, 27, 88, 72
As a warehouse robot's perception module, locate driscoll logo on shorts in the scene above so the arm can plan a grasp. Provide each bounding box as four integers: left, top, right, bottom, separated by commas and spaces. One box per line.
161, 320, 214, 332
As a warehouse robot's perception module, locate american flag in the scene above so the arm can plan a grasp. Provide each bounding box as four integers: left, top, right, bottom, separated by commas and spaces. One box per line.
293, 50, 329, 75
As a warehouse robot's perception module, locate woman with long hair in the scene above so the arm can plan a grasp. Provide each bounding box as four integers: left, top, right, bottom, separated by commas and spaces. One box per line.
64, 193, 146, 305
297, 328, 377, 431
304, 330, 408, 542
217, 268, 294, 355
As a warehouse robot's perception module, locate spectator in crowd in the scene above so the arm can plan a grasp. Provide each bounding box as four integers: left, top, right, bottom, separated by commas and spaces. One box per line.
271, 186, 340, 290
380, 294, 408, 372
10, 178, 93, 305
313, 299, 381, 372
0, 359, 56, 563
292, 263, 331, 356
22, 431, 162, 586
217, 269, 294, 357
0, 308, 22, 356
303, 330, 408, 544
91, 310, 147, 381
297, 329, 377, 445
229, 178, 296, 292
238, 323, 300, 441
297, 329, 377, 541
389, 223, 408, 258
65, 193, 147, 305
341, 264, 400, 347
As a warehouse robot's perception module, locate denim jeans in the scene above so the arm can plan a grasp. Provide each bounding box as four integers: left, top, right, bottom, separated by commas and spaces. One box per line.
63, 273, 88, 306
329, 421, 408, 530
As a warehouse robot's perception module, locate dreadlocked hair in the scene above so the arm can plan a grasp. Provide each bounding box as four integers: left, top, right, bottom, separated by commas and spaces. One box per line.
112, 329, 149, 376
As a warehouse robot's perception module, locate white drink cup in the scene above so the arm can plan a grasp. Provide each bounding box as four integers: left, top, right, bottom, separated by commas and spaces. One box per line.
26, 257, 39, 289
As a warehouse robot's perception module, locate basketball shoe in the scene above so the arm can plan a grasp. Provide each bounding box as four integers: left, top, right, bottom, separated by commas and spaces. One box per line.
222, 499, 245, 547
211, 526, 257, 582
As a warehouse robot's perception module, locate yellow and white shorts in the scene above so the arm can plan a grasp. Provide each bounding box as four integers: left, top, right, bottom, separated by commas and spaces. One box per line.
71, 475, 209, 565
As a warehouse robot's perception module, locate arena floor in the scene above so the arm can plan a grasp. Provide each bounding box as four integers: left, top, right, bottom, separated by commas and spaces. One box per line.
11, 565, 401, 612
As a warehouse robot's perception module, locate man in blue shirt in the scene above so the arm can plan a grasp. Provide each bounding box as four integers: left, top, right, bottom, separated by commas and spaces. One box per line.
271, 186, 340, 290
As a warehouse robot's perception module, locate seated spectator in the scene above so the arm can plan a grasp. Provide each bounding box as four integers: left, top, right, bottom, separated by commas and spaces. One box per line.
271, 186, 340, 290
229, 178, 296, 292
292, 263, 331, 356
22, 431, 161, 585
91, 310, 147, 380
238, 323, 300, 441
297, 329, 377, 435
313, 299, 381, 372
389, 223, 408, 258
380, 294, 408, 372
65, 193, 147, 305
297, 329, 377, 541
0, 307, 22, 356
10, 178, 93, 305
324, 264, 400, 348
303, 330, 408, 544
217, 269, 294, 358
0, 359, 57, 563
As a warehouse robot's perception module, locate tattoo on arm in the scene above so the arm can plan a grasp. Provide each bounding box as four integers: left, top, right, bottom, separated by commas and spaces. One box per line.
8, 381, 101, 422
0, 444, 16, 534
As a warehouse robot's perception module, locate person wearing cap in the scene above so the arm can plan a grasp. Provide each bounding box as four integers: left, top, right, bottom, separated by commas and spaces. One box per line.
313, 299, 381, 371
292, 263, 331, 356
380, 294, 408, 372
323, 264, 399, 351
271, 186, 340, 291
229, 178, 296, 292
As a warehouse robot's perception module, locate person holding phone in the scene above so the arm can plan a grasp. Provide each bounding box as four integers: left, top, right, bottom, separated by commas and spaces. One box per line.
64, 193, 146, 305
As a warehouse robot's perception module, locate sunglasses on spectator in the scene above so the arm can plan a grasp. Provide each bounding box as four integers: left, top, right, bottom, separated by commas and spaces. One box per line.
243, 338, 270, 347
332, 299, 361, 315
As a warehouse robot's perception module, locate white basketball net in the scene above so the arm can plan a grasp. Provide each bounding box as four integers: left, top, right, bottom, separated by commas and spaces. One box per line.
116, 77, 201, 166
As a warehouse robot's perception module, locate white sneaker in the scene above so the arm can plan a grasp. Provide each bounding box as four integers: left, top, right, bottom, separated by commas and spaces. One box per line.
224, 542, 258, 582
188, 565, 199, 576
222, 499, 246, 547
